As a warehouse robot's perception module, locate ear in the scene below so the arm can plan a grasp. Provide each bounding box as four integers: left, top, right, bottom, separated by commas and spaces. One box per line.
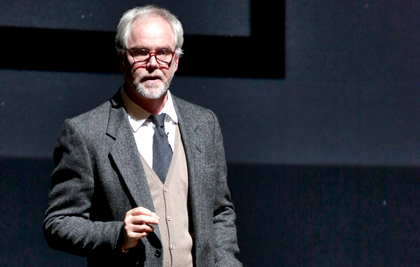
173, 55, 179, 72
117, 52, 126, 72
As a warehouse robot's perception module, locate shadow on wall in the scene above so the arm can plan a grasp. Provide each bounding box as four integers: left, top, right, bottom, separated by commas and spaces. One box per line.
1, 157, 420, 266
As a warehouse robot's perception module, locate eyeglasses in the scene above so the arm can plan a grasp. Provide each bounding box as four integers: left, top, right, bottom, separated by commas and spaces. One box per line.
126, 48, 175, 67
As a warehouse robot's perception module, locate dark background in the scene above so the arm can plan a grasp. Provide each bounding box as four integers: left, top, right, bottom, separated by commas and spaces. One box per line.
1, 1, 420, 266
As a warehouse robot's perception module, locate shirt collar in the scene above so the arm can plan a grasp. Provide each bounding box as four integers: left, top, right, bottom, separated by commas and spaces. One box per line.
161, 91, 178, 124
121, 88, 178, 132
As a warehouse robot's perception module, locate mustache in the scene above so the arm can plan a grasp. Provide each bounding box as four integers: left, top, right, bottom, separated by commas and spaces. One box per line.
139, 74, 164, 83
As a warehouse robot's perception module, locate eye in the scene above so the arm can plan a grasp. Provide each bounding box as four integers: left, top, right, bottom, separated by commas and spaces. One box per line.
157, 49, 172, 56
131, 48, 149, 56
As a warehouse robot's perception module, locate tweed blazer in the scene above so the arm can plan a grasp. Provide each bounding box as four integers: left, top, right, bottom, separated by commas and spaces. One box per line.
43, 91, 242, 267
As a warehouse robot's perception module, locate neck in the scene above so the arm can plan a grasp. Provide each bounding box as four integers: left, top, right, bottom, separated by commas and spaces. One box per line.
124, 84, 168, 115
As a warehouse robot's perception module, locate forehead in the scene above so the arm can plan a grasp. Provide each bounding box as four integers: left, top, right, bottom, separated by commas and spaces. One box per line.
127, 15, 175, 49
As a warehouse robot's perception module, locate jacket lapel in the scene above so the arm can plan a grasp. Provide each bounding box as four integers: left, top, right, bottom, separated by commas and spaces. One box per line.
106, 92, 163, 248
172, 96, 207, 251
172, 96, 205, 194
106, 92, 155, 212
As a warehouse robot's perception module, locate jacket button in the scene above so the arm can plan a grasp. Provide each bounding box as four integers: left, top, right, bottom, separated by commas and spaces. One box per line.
155, 249, 162, 258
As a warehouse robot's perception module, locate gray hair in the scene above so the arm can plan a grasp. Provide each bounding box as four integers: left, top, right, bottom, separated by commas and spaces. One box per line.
115, 5, 184, 56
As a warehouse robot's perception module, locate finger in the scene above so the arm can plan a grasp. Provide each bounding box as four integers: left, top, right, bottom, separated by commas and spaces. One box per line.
150, 212, 160, 220
130, 214, 159, 225
128, 206, 151, 215
130, 207, 158, 218
131, 224, 155, 233
126, 231, 149, 240
125, 223, 154, 238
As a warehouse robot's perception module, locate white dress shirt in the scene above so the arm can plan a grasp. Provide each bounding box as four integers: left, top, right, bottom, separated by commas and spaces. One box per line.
121, 88, 178, 168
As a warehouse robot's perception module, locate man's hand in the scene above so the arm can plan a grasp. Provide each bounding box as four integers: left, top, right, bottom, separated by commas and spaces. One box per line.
122, 207, 160, 251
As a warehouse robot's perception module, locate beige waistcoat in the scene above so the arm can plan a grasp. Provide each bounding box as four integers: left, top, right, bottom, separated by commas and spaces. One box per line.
140, 126, 193, 267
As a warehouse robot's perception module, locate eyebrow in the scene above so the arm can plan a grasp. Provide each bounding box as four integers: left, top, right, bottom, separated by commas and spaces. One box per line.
127, 45, 174, 51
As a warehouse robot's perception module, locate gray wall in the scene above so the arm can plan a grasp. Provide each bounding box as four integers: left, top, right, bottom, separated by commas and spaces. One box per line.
1, 1, 420, 266
1, 1, 419, 165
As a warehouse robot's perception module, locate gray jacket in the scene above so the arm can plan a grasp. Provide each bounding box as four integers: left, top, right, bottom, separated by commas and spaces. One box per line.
43, 91, 241, 267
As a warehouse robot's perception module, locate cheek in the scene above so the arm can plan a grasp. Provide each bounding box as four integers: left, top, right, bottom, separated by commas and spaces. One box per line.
162, 70, 175, 82
129, 62, 142, 75
164, 64, 177, 79
123, 67, 141, 84
128, 65, 146, 81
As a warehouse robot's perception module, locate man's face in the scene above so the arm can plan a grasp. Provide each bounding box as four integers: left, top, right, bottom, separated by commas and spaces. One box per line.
123, 16, 179, 99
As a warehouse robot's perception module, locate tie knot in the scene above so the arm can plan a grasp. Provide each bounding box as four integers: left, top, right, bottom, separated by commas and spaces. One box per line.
151, 113, 166, 128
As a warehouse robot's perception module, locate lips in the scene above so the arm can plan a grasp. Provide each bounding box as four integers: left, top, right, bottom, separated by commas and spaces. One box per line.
141, 75, 162, 82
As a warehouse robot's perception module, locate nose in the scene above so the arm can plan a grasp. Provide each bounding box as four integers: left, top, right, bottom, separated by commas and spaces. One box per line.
146, 53, 159, 71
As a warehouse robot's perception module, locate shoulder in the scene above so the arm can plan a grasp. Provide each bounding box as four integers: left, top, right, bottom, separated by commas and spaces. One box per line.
172, 95, 218, 123
69, 101, 112, 126
56, 99, 119, 150
54, 98, 120, 159
63, 98, 116, 135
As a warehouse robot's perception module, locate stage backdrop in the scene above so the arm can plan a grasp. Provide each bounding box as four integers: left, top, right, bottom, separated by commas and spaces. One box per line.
1, 1, 420, 266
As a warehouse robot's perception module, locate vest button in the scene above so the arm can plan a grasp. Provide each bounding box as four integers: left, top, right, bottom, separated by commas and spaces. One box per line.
163, 187, 168, 193
170, 244, 175, 250
155, 249, 162, 257
167, 215, 172, 221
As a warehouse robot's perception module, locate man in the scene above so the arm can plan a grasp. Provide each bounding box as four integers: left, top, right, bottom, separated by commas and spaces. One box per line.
43, 5, 241, 267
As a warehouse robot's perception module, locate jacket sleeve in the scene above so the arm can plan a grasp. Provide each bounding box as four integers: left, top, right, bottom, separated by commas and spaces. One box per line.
43, 119, 124, 257
210, 112, 243, 267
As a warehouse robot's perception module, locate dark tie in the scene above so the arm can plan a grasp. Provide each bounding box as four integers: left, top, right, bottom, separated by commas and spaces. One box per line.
151, 113, 172, 183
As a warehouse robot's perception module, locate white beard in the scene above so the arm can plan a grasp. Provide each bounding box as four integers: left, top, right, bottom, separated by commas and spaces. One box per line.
133, 72, 174, 99
133, 80, 168, 99
134, 82, 168, 99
